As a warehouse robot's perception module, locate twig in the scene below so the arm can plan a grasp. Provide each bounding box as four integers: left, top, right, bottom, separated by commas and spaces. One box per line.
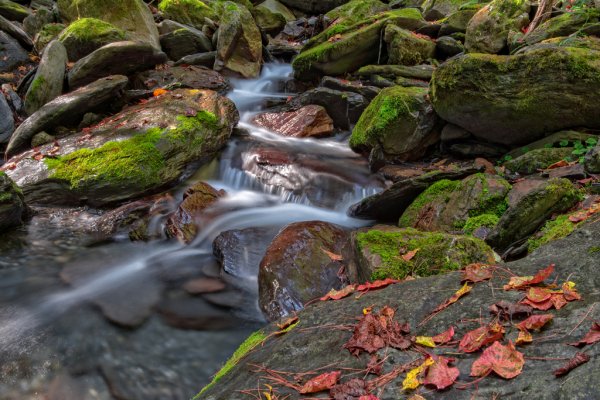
566, 304, 596, 337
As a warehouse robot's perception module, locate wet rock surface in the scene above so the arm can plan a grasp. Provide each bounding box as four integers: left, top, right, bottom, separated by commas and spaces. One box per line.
251, 105, 334, 138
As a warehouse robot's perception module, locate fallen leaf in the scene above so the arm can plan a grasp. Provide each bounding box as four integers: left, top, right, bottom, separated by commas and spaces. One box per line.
276, 316, 298, 331
546, 160, 569, 170
299, 371, 341, 394
516, 329, 533, 345
367, 355, 383, 376
330, 378, 368, 399
322, 247, 343, 261
525, 287, 553, 303
432, 326, 455, 345
504, 264, 554, 290
562, 281, 582, 301
516, 314, 553, 331
490, 300, 533, 320
402, 358, 434, 390
153, 88, 168, 97
421, 355, 460, 390
415, 336, 436, 348
462, 263, 495, 283
328, 34, 343, 42
553, 352, 590, 377
356, 278, 401, 292
568, 322, 600, 347
459, 322, 505, 353
320, 285, 355, 301
402, 248, 420, 262
419, 283, 472, 326
470, 341, 525, 379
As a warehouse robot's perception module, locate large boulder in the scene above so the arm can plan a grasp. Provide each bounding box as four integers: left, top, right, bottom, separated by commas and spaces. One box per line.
157, 0, 216, 29
58, 18, 126, 61
349, 86, 439, 164
2, 89, 238, 206
0, 172, 26, 231
57, 0, 160, 49
24, 40, 67, 115
465, 0, 529, 54
430, 45, 600, 147
278, 0, 350, 14
256, 0, 295, 23
384, 24, 436, 66
214, 2, 262, 78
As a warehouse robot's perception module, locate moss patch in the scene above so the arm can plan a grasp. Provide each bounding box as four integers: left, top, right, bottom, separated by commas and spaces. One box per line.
528, 214, 575, 252
398, 179, 460, 227
59, 18, 125, 42
463, 213, 499, 234
158, 0, 216, 26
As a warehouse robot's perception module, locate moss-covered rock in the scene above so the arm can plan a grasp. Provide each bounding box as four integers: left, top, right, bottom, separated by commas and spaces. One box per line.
504, 147, 573, 175
430, 45, 600, 147
158, 0, 216, 28
487, 178, 582, 252
159, 26, 213, 61
256, 0, 295, 22
325, 0, 389, 26
422, 0, 485, 20
0, 0, 31, 22
252, 5, 286, 34
292, 8, 425, 81
0, 171, 26, 232
2, 89, 238, 206
527, 214, 576, 252
58, 18, 126, 61
349, 86, 439, 164
585, 140, 600, 173
439, 9, 478, 36
33, 23, 66, 52
465, 0, 529, 54
24, 40, 67, 115
463, 213, 500, 235
355, 226, 496, 280
385, 24, 436, 65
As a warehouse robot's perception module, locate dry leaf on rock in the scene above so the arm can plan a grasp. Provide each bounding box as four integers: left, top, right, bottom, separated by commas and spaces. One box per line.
330, 378, 368, 399
504, 264, 554, 290
299, 371, 341, 394
553, 352, 590, 377
470, 341, 525, 379
568, 322, 600, 347
516, 314, 553, 331
459, 322, 505, 353
356, 278, 401, 292
461, 263, 495, 283
489, 300, 533, 320
421, 355, 460, 390
320, 285, 356, 301
432, 326, 455, 345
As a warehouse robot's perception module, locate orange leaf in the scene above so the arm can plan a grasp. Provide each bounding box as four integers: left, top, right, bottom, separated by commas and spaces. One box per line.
356, 278, 401, 292
432, 326, 455, 345
153, 88, 168, 97
299, 371, 341, 394
516, 329, 533, 345
525, 287, 553, 303
546, 160, 569, 170
470, 341, 524, 379
568, 322, 600, 347
320, 285, 355, 301
504, 264, 554, 290
459, 322, 505, 353
322, 247, 343, 261
401, 248, 419, 261
461, 263, 495, 283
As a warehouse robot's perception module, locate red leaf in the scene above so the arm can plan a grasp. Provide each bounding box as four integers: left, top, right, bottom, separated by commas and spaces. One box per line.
401, 248, 419, 261
516, 314, 553, 331
470, 341, 525, 379
432, 326, 455, 345
358, 395, 379, 400
421, 355, 460, 390
516, 329, 533, 346
320, 285, 355, 301
459, 322, 505, 353
462, 263, 495, 283
546, 160, 569, 170
553, 352, 590, 377
299, 371, 341, 394
489, 300, 533, 320
322, 247, 343, 261
356, 278, 401, 292
504, 264, 554, 290
568, 322, 600, 347
526, 287, 553, 303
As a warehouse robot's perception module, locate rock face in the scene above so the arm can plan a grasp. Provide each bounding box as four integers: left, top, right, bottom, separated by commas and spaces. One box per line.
278, 0, 349, 14
430, 45, 600, 146
24, 40, 67, 115
6, 75, 130, 157
385, 25, 436, 65
0, 91, 14, 143
258, 221, 354, 321
58, 18, 126, 61
465, 0, 530, 54
349, 86, 439, 164
134, 65, 231, 94
57, 0, 160, 49
67, 41, 168, 89
2, 89, 238, 206
0, 172, 26, 231
251, 105, 334, 138
214, 2, 262, 78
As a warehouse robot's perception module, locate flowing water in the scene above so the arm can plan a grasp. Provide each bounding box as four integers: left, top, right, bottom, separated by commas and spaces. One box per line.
0, 64, 381, 399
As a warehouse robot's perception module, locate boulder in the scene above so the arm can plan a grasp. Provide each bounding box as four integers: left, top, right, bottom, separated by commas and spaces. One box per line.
159, 26, 213, 61
0, 31, 28, 72
422, 0, 481, 20
292, 8, 426, 81
57, 0, 160, 49
0, 91, 14, 143
6, 75, 129, 157
356, 64, 435, 80
256, 0, 295, 23
22, 7, 53, 37
439, 9, 478, 36
2, 89, 238, 206
33, 23, 65, 52
133, 65, 231, 94
253, 4, 286, 34
24, 40, 67, 115
58, 18, 126, 61
250, 105, 334, 138
258, 221, 354, 321
385, 25, 436, 66
585, 141, 600, 173
67, 41, 167, 89
487, 178, 582, 252
0, 172, 26, 231
320, 76, 381, 100
355, 226, 496, 280
437, 36, 466, 58
349, 86, 439, 164
0, 0, 30, 22
157, 0, 216, 29
504, 148, 573, 175
325, 0, 389, 26
0, 14, 33, 49
174, 51, 217, 68
430, 45, 600, 147
465, 0, 530, 54
214, 2, 262, 78
278, 0, 349, 14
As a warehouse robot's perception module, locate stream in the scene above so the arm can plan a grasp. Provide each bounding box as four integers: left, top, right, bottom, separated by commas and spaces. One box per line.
0, 64, 381, 400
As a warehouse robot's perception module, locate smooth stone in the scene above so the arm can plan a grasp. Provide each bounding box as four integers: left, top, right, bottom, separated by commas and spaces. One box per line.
0, 14, 32, 49
24, 40, 67, 115
0, 30, 28, 73
160, 26, 213, 61
174, 51, 217, 68
0, 90, 14, 142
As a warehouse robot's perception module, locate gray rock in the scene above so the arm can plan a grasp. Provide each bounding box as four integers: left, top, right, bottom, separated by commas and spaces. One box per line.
0, 14, 33, 49
585, 141, 600, 174
0, 172, 26, 231
30, 131, 54, 147
1, 82, 23, 115
0, 0, 30, 22
0, 91, 14, 142
436, 35, 464, 58
440, 123, 471, 142
160, 27, 212, 61
438, 9, 477, 36
22, 7, 53, 37
321, 76, 380, 100
24, 40, 67, 115
6, 75, 129, 157
0, 31, 28, 72
174, 51, 217, 68
67, 41, 167, 89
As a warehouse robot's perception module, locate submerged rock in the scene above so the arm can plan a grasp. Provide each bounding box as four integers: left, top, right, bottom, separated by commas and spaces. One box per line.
250, 105, 334, 138
0, 172, 26, 231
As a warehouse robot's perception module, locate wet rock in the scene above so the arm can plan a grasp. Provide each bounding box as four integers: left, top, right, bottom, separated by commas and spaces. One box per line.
436, 35, 465, 58
5, 75, 129, 157
348, 165, 484, 221
165, 182, 225, 243
157, 293, 235, 330
183, 278, 227, 295
214, 2, 262, 79
67, 41, 168, 89
585, 141, 600, 173
0, 0, 30, 22
504, 148, 574, 175
258, 221, 354, 321
321, 76, 381, 100
0, 31, 29, 73
47, 373, 111, 400
160, 26, 212, 61
0, 14, 33, 49
58, 18, 126, 61
487, 178, 582, 253
24, 40, 67, 115
349, 86, 440, 164
251, 105, 334, 138
279, 0, 349, 14
355, 225, 496, 280
0, 90, 14, 142
174, 51, 217, 68
134, 65, 230, 94
430, 44, 600, 146
57, 0, 160, 49
4, 89, 238, 206
0, 172, 26, 231
277, 16, 328, 43
385, 25, 436, 66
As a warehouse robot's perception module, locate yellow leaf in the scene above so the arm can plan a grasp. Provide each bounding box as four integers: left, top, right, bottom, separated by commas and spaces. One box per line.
402, 358, 434, 390
516, 329, 533, 346
415, 336, 436, 348
363, 306, 372, 315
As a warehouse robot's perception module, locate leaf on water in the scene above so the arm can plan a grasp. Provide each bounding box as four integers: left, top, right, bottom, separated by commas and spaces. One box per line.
432, 326, 455, 345
504, 264, 555, 290
421, 355, 460, 390
320, 285, 355, 301
470, 341, 525, 379
401, 248, 420, 261
356, 278, 401, 292
516, 314, 553, 331
299, 371, 341, 394
568, 322, 600, 347
322, 247, 343, 261
461, 263, 495, 283
402, 358, 434, 390
459, 322, 505, 353
415, 336, 436, 348
553, 352, 590, 377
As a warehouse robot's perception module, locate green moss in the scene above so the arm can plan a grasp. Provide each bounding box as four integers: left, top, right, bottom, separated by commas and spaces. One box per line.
158, 0, 216, 26
588, 246, 600, 254
59, 18, 125, 42
194, 330, 267, 398
28, 76, 46, 95
466, 173, 510, 217
398, 179, 460, 227
463, 213, 499, 234
527, 214, 575, 251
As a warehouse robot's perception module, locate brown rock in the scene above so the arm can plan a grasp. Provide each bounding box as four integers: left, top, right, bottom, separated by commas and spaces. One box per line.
133, 65, 231, 94
251, 105, 334, 138
183, 278, 227, 294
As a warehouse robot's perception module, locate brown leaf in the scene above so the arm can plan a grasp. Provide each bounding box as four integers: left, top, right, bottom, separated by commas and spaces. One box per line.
328, 34, 343, 42
470, 341, 525, 379
276, 316, 298, 331
320, 285, 356, 301
489, 300, 533, 321
546, 160, 569, 170
568, 322, 600, 347
321, 247, 343, 261
461, 263, 495, 283
300, 371, 341, 394
553, 352, 590, 377
330, 378, 368, 400
459, 322, 505, 353
401, 248, 419, 261
432, 326, 455, 345
356, 278, 401, 292
504, 264, 554, 290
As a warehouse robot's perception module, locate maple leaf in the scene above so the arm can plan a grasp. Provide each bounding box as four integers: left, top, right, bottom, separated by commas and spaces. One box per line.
322, 247, 343, 261
421, 355, 460, 390
461, 263, 495, 283
459, 322, 505, 353
470, 341, 525, 379
503, 264, 554, 290
299, 371, 341, 394
402, 357, 434, 390
516, 314, 553, 331
356, 278, 401, 292
401, 248, 419, 261
546, 160, 569, 169
432, 326, 455, 344
562, 281, 582, 301
568, 322, 600, 347
320, 285, 355, 301
516, 329, 533, 346
489, 300, 533, 321
553, 352, 590, 377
